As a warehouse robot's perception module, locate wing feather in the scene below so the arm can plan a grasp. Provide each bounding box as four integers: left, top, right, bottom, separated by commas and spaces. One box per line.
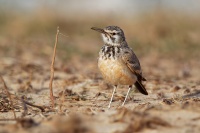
122, 48, 146, 81
122, 47, 148, 95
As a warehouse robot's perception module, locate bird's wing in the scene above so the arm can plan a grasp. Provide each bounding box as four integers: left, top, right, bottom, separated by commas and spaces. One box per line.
122, 47, 148, 95
122, 47, 146, 81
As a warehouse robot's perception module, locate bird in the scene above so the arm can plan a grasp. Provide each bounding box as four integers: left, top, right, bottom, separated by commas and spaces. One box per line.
91, 26, 148, 108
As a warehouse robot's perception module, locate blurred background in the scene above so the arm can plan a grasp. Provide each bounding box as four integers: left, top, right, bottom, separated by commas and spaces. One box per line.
0, 0, 200, 65
1, 2, 200, 131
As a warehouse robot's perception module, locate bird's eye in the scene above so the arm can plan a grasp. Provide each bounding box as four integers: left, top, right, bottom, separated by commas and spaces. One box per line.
112, 33, 116, 35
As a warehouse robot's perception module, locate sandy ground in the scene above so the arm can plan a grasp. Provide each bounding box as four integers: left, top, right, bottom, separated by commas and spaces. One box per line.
0, 53, 200, 133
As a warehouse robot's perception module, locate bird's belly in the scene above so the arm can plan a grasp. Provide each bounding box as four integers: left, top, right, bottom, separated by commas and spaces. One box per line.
98, 58, 137, 85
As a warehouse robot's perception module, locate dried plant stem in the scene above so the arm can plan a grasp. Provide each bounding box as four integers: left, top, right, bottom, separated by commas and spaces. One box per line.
21, 96, 45, 112
49, 26, 59, 108
59, 33, 68, 38
59, 89, 65, 113
0, 75, 16, 119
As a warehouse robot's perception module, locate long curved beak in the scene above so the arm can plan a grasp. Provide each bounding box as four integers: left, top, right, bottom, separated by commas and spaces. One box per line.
91, 27, 107, 34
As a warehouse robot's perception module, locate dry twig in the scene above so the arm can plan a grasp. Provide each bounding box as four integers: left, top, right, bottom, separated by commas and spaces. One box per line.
59, 89, 66, 113
21, 96, 45, 112
49, 26, 60, 108
21, 97, 28, 117
0, 75, 16, 119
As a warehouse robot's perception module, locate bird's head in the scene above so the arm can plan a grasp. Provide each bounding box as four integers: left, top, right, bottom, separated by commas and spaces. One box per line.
91, 26, 126, 47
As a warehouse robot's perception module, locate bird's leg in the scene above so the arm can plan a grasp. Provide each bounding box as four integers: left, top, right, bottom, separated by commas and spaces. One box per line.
122, 85, 132, 106
108, 85, 117, 108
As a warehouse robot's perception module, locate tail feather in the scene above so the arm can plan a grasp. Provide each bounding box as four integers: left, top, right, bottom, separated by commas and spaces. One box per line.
134, 81, 148, 95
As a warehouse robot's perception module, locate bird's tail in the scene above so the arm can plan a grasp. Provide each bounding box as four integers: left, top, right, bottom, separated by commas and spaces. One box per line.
134, 81, 148, 95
